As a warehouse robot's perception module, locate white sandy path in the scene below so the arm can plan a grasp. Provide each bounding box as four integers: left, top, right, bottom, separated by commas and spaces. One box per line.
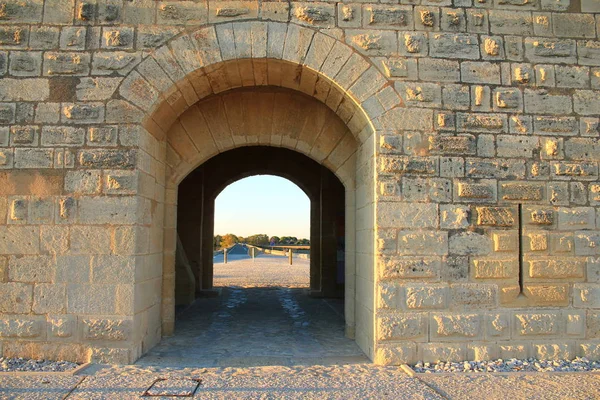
213, 254, 310, 288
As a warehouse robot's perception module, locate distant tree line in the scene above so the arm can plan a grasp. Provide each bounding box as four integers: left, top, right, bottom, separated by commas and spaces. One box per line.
214, 233, 309, 249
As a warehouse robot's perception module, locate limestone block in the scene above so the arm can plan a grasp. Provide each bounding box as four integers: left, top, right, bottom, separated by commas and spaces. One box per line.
405, 285, 448, 309
33, 283, 65, 314
429, 33, 479, 59
552, 162, 598, 179
514, 312, 559, 336
500, 182, 545, 202
78, 149, 136, 169
363, 5, 413, 30
552, 13, 596, 39
47, 315, 76, 338
375, 344, 417, 365
29, 26, 59, 49
444, 256, 469, 282
40, 226, 69, 256
379, 256, 440, 280
473, 259, 518, 279
442, 85, 471, 110
90, 347, 130, 364
528, 233, 548, 252
466, 159, 526, 179
104, 170, 137, 194
451, 284, 497, 308
348, 30, 397, 57
524, 89, 572, 115
67, 284, 117, 314
292, 3, 335, 28
420, 343, 465, 362
377, 313, 427, 341
439, 156, 464, 177
557, 208, 596, 230
0, 318, 43, 338
377, 202, 437, 229
578, 41, 600, 67
400, 176, 449, 202
0, 226, 39, 254
418, 58, 460, 82
8, 51, 42, 77
91, 255, 135, 284
524, 38, 577, 64
92, 51, 141, 76
64, 170, 100, 195
461, 62, 501, 84
449, 232, 491, 256
457, 112, 507, 133
440, 8, 465, 32
466, 9, 488, 34
82, 318, 131, 341
440, 205, 470, 229
86, 126, 118, 147
456, 180, 497, 202
431, 314, 480, 339
76, 78, 122, 101
523, 284, 569, 306
499, 345, 529, 359
0, 282, 32, 313
574, 232, 600, 256
43, 52, 90, 76
378, 282, 401, 309
70, 226, 111, 255
398, 230, 448, 256
485, 313, 510, 339
489, 10, 533, 35
157, 1, 208, 25
77, 196, 137, 225
574, 90, 600, 116
8, 255, 54, 283
533, 116, 578, 136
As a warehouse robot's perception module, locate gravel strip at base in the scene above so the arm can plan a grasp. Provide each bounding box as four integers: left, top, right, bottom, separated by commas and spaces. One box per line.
412, 357, 600, 373
0, 357, 79, 372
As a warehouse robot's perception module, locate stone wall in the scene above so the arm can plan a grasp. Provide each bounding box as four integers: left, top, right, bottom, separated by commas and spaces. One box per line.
0, 0, 598, 364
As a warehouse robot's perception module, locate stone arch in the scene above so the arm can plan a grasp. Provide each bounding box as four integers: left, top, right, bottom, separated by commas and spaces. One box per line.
121, 21, 392, 360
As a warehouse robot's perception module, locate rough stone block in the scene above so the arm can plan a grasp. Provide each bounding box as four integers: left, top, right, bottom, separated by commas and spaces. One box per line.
405, 285, 448, 309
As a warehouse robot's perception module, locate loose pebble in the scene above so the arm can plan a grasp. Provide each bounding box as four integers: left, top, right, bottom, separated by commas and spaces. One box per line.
411, 357, 600, 373
0, 357, 79, 373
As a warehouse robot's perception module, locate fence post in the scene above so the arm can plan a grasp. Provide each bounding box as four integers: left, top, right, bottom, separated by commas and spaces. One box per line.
288, 249, 293, 265
223, 249, 227, 264
251, 247, 255, 262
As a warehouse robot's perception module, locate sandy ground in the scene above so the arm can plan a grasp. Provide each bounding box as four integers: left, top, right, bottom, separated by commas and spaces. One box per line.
212, 253, 310, 288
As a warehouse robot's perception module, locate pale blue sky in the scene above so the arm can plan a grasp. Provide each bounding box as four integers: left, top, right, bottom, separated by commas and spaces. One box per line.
214, 175, 310, 238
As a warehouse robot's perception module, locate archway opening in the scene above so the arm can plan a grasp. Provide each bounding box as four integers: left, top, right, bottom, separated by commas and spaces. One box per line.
212, 175, 312, 289
138, 147, 364, 366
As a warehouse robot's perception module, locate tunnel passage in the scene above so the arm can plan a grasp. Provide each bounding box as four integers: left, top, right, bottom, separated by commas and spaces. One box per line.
175, 146, 346, 307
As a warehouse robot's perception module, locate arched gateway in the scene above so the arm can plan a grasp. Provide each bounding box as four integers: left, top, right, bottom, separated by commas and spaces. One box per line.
111, 22, 388, 363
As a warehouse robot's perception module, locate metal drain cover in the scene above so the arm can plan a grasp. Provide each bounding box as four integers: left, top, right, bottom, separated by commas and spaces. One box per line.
143, 378, 201, 397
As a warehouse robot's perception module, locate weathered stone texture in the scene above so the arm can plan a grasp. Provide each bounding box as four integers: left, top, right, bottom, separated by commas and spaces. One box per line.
0, 0, 599, 366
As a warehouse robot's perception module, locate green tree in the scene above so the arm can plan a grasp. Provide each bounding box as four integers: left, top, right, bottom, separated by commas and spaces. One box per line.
220, 233, 239, 249
269, 236, 280, 245
246, 234, 269, 246
213, 235, 222, 250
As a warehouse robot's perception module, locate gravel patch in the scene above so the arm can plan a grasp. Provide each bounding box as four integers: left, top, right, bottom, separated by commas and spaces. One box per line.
412, 357, 600, 373
0, 357, 79, 372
